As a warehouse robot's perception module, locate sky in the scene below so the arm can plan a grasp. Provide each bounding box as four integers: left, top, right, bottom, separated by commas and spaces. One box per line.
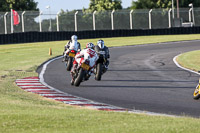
34, 0, 133, 13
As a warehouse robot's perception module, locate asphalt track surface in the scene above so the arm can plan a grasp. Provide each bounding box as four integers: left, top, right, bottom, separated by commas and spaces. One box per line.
38, 40, 200, 117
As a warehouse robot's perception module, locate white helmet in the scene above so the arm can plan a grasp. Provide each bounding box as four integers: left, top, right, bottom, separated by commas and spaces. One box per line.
97, 40, 104, 49
71, 35, 77, 41
86, 43, 95, 49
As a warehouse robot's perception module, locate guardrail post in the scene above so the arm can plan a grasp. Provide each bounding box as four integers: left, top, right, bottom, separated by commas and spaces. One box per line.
130, 10, 134, 30
39, 11, 42, 32
189, 3, 195, 26
168, 9, 172, 28
93, 11, 97, 30
11, 9, 13, 33
4, 12, 8, 34
74, 11, 78, 32
111, 10, 115, 30
56, 12, 60, 32
149, 9, 152, 29
189, 8, 192, 22
192, 6, 195, 26
22, 11, 26, 32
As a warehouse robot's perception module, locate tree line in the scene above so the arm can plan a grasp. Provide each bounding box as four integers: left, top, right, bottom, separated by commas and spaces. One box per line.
0, 0, 199, 12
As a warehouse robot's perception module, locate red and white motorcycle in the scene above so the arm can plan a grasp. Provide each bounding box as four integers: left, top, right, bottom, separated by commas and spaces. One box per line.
71, 58, 91, 86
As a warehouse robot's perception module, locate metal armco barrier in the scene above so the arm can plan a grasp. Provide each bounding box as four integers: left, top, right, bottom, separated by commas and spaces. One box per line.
0, 27, 200, 45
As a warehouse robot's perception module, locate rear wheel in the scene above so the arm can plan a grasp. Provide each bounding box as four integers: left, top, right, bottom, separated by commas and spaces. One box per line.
193, 85, 200, 100
95, 63, 102, 81
71, 79, 74, 86
74, 68, 84, 87
66, 57, 73, 71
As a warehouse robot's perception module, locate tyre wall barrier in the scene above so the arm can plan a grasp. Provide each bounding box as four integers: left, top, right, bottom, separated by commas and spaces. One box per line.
0, 27, 200, 44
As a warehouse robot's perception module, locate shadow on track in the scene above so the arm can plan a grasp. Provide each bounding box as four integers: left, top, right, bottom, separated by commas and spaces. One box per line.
81, 85, 193, 89
101, 79, 196, 83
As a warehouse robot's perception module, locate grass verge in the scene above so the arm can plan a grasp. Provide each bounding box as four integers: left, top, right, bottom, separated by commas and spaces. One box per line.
176, 50, 200, 72
1, 34, 200, 133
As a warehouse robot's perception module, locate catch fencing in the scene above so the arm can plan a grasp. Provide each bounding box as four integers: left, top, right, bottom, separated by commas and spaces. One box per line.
0, 8, 200, 34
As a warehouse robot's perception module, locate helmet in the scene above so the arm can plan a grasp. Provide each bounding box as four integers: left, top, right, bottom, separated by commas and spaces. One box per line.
86, 43, 94, 49
97, 40, 104, 49
71, 35, 77, 41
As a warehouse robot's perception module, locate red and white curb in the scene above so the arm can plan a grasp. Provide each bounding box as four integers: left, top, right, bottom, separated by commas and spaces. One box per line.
16, 76, 127, 112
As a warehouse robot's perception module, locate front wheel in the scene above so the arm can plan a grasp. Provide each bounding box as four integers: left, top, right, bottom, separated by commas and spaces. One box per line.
74, 68, 85, 87
95, 63, 102, 81
193, 85, 200, 100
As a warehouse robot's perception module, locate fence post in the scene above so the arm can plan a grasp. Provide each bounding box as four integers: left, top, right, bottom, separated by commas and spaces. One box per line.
11, 9, 13, 33
39, 11, 42, 32
130, 10, 134, 30
111, 10, 115, 30
22, 11, 26, 32
4, 12, 8, 34
93, 11, 97, 30
149, 9, 152, 29
74, 11, 78, 32
189, 8, 192, 22
56, 12, 60, 32
168, 9, 172, 28
192, 5, 195, 26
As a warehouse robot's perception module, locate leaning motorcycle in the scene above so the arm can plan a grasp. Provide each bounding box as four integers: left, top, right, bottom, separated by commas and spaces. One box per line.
193, 79, 200, 100
71, 59, 91, 87
65, 49, 76, 71
94, 51, 107, 81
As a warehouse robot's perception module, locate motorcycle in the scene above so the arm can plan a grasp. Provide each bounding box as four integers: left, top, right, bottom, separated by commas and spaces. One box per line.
65, 49, 77, 71
71, 59, 91, 87
94, 51, 107, 81
193, 78, 200, 100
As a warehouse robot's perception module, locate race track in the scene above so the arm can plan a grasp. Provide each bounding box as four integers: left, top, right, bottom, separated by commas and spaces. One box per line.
38, 40, 200, 117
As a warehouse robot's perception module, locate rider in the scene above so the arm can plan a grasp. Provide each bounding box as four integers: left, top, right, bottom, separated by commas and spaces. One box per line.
71, 43, 99, 76
63, 35, 81, 61
95, 39, 110, 69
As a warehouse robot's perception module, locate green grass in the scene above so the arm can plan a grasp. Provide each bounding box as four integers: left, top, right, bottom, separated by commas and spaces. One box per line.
177, 50, 200, 72
1, 34, 200, 133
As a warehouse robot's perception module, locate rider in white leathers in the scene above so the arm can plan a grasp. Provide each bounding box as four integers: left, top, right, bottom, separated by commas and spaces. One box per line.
63, 35, 81, 61
71, 43, 99, 75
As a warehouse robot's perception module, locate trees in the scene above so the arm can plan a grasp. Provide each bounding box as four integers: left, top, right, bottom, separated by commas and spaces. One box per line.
0, 0, 39, 12
130, 0, 171, 9
88, 0, 122, 12
130, 0, 200, 9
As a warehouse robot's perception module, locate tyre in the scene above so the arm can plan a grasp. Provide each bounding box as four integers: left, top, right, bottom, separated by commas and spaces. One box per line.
74, 68, 84, 87
193, 85, 200, 100
95, 63, 102, 81
71, 79, 74, 86
66, 57, 73, 71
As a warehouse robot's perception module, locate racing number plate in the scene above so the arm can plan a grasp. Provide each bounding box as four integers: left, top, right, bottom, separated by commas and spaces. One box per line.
81, 63, 90, 71
69, 53, 75, 57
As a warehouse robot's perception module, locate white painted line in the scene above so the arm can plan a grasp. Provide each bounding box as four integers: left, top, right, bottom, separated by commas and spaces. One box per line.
173, 54, 200, 75
17, 83, 43, 85
47, 97, 78, 100
16, 79, 39, 81
25, 89, 50, 91
63, 101, 89, 105
16, 80, 40, 83
20, 86, 46, 88
39, 94, 68, 96
88, 106, 123, 110
48, 98, 82, 101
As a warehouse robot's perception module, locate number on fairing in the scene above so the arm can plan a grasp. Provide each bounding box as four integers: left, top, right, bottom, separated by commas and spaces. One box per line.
87, 49, 96, 58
